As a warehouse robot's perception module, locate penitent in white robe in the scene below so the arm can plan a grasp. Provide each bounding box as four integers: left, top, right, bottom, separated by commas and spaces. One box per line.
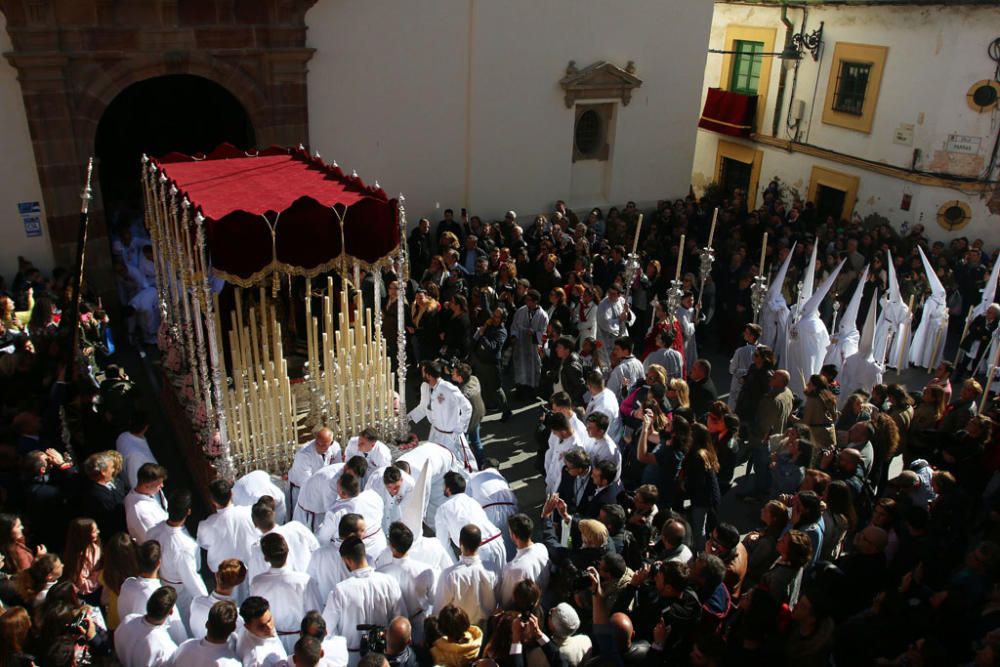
322, 568, 406, 651
511, 305, 549, 387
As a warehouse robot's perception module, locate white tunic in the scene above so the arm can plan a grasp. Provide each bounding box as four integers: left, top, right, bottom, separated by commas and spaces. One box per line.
246, 519, 320, 584
434, 494, 507, 581
499, 543, 551, 608
170, 636, 242, 667
606, 356, 644, 401
115, 614, 178, 667
294, 462, 346, 531
322, 567, 406, 651
146, 522, 208, 629
288, 439, 341, 511
125, 490, 168, 544
575, 301, 599, 343
596, 296, 629, 352
510, 305, 549, 388
307, 541, 352, 608
342, 438, 393, 481
236, 629, 287, 667
373, 535, 456, 572
408, 380, 476, 470
116, 431, 158, 489
197, 504, 259, 574
320, 636, 349, 667
316, 490, 387, 561
675, 306, 698, 373
117, 576, 189, 645
250, 566, 317, 653
588, 433, 622, 478
727, 343, 758, 410
586, 389, 621, 441
188, 591, 243, 641
434, 555, 497, 625
545, 432, 583, 494
397, 443, 459, 521
365, 466, 416, 533
469, 468, 519, 557
233, 471, 289, 525
377, 555, 438, 641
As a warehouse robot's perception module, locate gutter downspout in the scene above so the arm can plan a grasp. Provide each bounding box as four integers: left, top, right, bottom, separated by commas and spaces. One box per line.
771, 0, 795, 137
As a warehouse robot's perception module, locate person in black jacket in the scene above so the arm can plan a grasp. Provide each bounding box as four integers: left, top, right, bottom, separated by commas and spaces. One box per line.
552, 337, 587, 406
80, 452, 126, 537
471, 307, 510, 419
439, 295, 471, 360
687, 359, 718, 421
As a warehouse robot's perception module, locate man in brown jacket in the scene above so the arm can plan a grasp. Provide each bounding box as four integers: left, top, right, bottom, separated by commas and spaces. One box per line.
744, 370, 794, 498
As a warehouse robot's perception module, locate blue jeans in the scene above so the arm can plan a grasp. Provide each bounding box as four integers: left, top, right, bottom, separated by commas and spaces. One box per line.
468, 424, 484, 467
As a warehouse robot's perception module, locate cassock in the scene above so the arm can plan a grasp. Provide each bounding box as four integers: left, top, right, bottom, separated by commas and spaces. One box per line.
188, 590, 243, 640
236, 629, 287, 667
124, 490, 168, 544
643, 347, 683, 379
434, 493, 507, 581
146, 521, 208, 632
116, 431, 159, 489
117, 576, 189, 645
307, 541, 351, 608
246, 521, 319, 583
233, 471, 289, 525
377, 555, 438, 642
250, 566, 318, 653
433, 555, 497, 625
293, 462, 346, 531
288, 438, 342, 511
316, 490, 387, 560
320, 636, 349, 667
343, 437, 393, 482
510, 304, 549, 388
373, 535, 455, 572
499, 543, 551, 608
322, 567, 406, 651
575, 300, 598, 343
397, 442, 460, 521
727, 342, 759, 411
365, 466, 415, 533
408, 379, 477, 471
469, 469, 519, 558
607, 356, 644, 401
596, 296, 632, 366
196, 504, 258, 574
171, 636, 241, 666
114, 614, 178, 667
586, 389, 621, 442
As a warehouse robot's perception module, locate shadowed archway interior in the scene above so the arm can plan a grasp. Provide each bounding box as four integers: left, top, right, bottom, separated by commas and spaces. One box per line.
95, 74, 256, 234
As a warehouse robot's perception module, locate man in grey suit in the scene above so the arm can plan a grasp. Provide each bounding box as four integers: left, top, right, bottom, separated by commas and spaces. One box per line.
743, 369, 794, 498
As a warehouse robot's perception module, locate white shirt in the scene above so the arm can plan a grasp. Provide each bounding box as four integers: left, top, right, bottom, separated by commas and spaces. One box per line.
377, 555, 438, 629
316, 490, 386, 559
366, 466, 415, 533
434, 494, 502, 555
408, 379, 472, 434
125, 490, 168, 544
117, 576, 189, 645
434, 555, 497, 625
373, 535, 455, 571
146, 522, 208, 616
188, 591, 243, 641
236, 629, 287, 667
322, 567, 405, 650
116, 430, 158, 489
250, 566, 317, 652
115, 614, 178, 667
589, 433, 622, 477
233, 471, 288, 525
288, 439, 342, 490
587, 389, 621, 441
170, 636, 241, 667
342, 437, 393, 479
246, 521, 320, 583
307, 541, 351, 607
500, 544, 550, 607
293, 463, 346, 529
197, 504, 259, 573
319, 636, 349, 667
544, 432, 584, 494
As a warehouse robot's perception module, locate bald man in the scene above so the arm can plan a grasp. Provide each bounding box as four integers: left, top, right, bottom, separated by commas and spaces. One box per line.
385, 616, 418, 667
289, 428, 342, 510
742, 369, 794, 498
834, 525, 888, 615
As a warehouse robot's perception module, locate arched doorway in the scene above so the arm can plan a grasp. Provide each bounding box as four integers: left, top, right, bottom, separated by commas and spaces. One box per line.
95, 74, 256, 235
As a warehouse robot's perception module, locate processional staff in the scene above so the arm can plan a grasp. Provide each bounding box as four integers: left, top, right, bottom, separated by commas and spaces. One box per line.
695, 208, 718, 316
751, 232, 769, 324
62, 157, 95, 379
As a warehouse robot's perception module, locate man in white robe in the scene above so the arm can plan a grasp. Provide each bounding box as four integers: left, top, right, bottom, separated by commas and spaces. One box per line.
585, 371, 621, 442
574, 288, 599, 344
316, 473, 387, 561
397, 441, 461, 521
839, 295, 883, 405
408, 361, 477, 471
249, 534, 318, 653
125, 463, 169, 544
908, 247, 949, 369
824, 265, 869, 370
146, 490, 207, 632
499, 514, 550, 608
433, 524, 497, 625
294, 457, 368, 531
377, 522, 438, 644
874, 250, 912, 369
366, 464, 415, 533
584, 412, 622, 476
785, 258, 844, 397
468, 463, 519, 559
322, 537, 406, 654
675, 292, 698, 375
760, 243, 796, 365
435, 472, 507, 581
118, 541, 188, 646
288, 428, 341, 511
544, 413, 584, 496
116, 414, 158, 489
596, 285, 634, 367
233, 470, 288, 526
510, 289, 549, 391
342, 429, 393, 483
115, 587, 179, 667
606, 338, 644, 401
728, 323, 762, 410
188, 559, 246, 641
246, 497, 319, 583
237, 596, 287, 667
308, 513, 365, 607
197, 478, 259, 578
171, 598, 242, 665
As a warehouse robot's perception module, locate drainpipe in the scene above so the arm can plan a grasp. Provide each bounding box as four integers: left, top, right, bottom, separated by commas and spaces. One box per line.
771, 1, 795, 137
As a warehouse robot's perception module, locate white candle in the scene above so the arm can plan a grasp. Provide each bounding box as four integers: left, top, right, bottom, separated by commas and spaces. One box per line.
630, 214, 644, 255
675, 234, 685, 281
708, 208, 718, 247
759, 232, 768, 276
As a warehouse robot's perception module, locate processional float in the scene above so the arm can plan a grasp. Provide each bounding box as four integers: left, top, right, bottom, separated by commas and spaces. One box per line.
142, 144, 408, 480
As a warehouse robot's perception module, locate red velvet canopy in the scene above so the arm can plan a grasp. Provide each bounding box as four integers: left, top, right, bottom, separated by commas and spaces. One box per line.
152, 144, 400, 285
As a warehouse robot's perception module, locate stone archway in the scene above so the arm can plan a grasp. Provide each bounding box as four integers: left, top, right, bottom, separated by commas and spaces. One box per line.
0, 0, 317, 276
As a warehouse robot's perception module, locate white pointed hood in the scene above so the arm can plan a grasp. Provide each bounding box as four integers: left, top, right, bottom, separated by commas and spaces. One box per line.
975, 256, 1000, 318
838, 265, 870, 336
399, 456, 430, 536
766, 242, 796, 309
885, 249, 903, 303
859, 290, 879, 357
918, 246, 946, 299
800, 243, 819, 305
800, 259, 846, 320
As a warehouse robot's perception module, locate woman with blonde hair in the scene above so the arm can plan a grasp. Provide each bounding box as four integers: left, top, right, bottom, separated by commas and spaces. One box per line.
668, 378, 692, 421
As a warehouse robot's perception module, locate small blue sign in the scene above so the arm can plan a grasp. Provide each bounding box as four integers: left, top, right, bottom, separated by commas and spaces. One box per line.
18, 201, 42, 238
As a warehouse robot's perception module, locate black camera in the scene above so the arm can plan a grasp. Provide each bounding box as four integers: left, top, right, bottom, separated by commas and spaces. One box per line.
358, 624, 387, 656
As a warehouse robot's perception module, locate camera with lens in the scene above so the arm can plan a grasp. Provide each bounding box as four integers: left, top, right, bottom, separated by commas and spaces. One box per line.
358, 624, 387, 656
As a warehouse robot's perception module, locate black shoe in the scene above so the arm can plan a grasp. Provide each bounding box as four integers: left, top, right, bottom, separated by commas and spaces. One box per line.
500, 409, 512, 423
